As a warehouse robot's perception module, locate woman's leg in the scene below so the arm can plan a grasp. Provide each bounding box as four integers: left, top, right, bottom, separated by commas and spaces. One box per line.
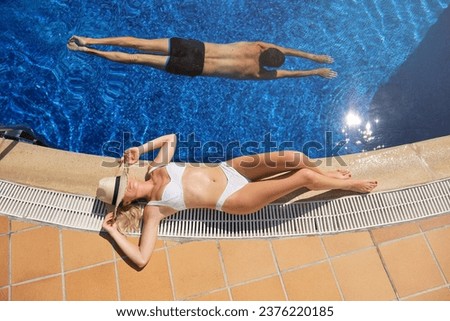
69, 35, 170, 54
67, 41, 168, 70
227, 151, 350, 181
222, 168, 377, 214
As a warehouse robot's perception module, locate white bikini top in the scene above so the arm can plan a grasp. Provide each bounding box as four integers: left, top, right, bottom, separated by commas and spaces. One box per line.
146, 163, 187, 211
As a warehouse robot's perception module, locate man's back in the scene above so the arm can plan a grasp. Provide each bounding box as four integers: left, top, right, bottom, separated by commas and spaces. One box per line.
202, 41, 266, 79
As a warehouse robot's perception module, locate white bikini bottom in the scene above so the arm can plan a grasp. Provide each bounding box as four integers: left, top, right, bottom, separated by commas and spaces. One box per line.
215, 162, 249, 211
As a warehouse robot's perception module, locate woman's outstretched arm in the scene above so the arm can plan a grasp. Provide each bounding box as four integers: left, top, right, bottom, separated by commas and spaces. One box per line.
122, 133, 177, 166
102, 207, 165, 268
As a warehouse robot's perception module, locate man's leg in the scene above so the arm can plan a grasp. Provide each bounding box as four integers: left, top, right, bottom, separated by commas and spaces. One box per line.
67, 41, 168, 70
69, 36, 170, 54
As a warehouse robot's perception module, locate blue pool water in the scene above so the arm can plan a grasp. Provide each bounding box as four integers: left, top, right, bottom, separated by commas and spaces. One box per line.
0, 0, 449, 162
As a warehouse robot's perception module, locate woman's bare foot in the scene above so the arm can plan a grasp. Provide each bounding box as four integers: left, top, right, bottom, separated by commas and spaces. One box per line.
317, 68, 337, 79
313, 54, 334, 64
326, 169, 351, 180
347, 180, 378, 193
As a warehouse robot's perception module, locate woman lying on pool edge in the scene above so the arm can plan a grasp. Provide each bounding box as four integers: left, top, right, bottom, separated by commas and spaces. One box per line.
97, 134, 377, 268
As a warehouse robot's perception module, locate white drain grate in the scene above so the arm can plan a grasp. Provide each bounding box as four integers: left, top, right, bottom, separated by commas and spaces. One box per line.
0, 180, 106, 232
0, 178, 449, 238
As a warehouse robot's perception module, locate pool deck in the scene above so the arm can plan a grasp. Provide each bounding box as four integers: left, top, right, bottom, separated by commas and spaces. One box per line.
1, 136, 450, 301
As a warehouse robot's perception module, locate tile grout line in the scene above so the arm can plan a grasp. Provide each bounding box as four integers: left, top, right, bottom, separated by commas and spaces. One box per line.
416, 214, 450, 231
6, 220, 42, 235
163, 240, 177, 300
369, 230, 400, 301
112, 244, 121, 301
183, 287, 230, 301
217, 272, 284, 292
182, 271, 291, 301
10, 272, 65, 287
271, 244, 376, 277
370, 226, 438, 247
7, 217, 11, 300
399, 284, 450, 301
182, 272, 286, 301
8, 256, 122, 289
59, 228, 66, 300
319, 236, 344, 301
62, 260, 118, 274
268, 240, 288, 301
216, 240, 233, 301
419, 226, 449, 285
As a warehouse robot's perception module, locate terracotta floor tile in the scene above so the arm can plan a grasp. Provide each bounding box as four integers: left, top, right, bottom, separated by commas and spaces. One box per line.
65, 263, 117, 300
135, 235, 164, 250
11, 276, 62, 300
371, 222, 421, 244
405, 287, 450, 301
118, 250, 173, 300
419, 213, 450, 231
121, 234, 139, 247
379, 235, 444, 298
169, 241, 225, 299
220, 240, 276, 286
155, 239, 165, 250
11, 226, 60, 283
165, 240, 182, 248
10, 219, 38, 232
189, 290, 230, 301
426, 226, 450, 281
0, 287, 9, 301
0, 235, 9, 287
272, 236, 326, 271
231, 276, 286, 301
110, 236, 164, 263
126, 235, 164, 250
283, 262, 341, 301
322, 231, 373, 257
62, 229, 114, 271
104, 234, 137, 262
331, 248, 396, 300
0, 215, 9, 234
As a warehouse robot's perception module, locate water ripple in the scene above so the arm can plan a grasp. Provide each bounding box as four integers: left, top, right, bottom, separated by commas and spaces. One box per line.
1, 0, 449, 158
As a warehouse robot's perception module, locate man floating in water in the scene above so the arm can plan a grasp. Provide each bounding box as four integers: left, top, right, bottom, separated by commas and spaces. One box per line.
67, 36, 337, 80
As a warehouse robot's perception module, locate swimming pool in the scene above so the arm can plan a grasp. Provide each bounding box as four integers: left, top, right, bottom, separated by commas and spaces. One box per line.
0, 0, 449, 162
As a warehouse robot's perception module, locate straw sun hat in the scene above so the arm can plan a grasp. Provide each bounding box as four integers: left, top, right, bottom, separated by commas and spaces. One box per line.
96, 171, 128, 216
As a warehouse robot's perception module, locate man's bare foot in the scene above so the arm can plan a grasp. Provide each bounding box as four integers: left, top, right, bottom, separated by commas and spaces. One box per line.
347, 180, 378, 193
313, 54, 334, 64
317, 68, 337, 79
326, 169, 351, 180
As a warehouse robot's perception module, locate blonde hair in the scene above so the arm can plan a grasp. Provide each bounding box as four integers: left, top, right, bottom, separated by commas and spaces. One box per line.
115, 203, 143, 234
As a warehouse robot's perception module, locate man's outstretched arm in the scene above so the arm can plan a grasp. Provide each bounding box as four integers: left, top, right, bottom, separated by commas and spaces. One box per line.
257, 42, 334, 64
259, 68, 337, 80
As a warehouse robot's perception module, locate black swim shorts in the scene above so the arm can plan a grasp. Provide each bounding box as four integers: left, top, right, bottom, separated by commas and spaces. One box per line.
165, 37, 205, 77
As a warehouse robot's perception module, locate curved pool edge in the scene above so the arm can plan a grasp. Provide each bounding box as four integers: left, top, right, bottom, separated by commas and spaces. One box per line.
2, 136, 449, 302
0, 135, 449, 200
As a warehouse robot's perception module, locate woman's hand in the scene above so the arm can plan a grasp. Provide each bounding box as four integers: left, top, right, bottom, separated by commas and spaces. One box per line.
102, 212, 118, 234
122, 147, 140, 165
